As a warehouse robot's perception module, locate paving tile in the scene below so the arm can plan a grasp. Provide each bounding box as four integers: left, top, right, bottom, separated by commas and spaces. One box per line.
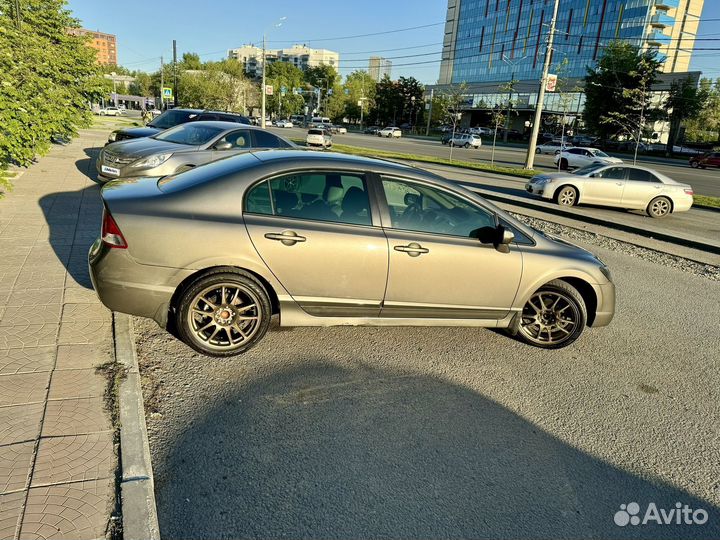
0, 305, 62, 327
41, 398, 110, 437
62, 288, 97, 305
0, 441, 34, 494
0, 490, 25, 539
0, 403, 44, 445
31, 433, 114, 487
6, 289, 63, 307
47, 370, 106, 401
13, 272, 66, 292
54, 345, 111, 371
0, 373, 50, 407
0, 291, 10, 306
20, 479, 112, 540
57, 320, 111, 346
0, 324, 59, 350
0, 348, 55, 376
60, 304, 109, 324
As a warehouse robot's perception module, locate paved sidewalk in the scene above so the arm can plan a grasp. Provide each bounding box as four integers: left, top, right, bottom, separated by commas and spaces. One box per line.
0, 128, 116, 539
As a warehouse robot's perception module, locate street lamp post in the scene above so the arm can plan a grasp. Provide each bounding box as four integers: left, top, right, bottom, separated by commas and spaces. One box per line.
261, 17, 286, 129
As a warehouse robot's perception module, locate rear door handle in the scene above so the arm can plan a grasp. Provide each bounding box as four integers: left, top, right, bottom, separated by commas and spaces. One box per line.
394, 243, 429, 257
264, 231, 306, 246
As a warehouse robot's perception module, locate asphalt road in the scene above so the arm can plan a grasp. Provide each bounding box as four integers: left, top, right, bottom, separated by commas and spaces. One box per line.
270, 127, 720, 197
136, 242, 720, 540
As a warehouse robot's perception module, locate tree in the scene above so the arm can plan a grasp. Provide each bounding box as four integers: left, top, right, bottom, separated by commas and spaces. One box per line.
685, 78, 720, 143
266, 62, 305, 117
128, 72, 152, 97
181, 52, 202, 70
435, 82, 469, 161
663, 76, 708, 155
343, 71, 376, 124
304, 64, 339, 91
372, 75, 404, 126
0, 0, 104, 170
584, 42, 662, 145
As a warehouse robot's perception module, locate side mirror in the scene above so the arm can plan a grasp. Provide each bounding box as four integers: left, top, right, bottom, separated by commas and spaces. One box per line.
214, 141, 232, 151
499, 227, 515, 245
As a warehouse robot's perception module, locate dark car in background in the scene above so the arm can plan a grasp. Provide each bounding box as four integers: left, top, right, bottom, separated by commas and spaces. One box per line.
689, 151, 720, 169
363, 126, 380, 134
107, 108, 250, 144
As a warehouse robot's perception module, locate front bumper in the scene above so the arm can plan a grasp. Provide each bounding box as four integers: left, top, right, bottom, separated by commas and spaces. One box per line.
525, 182, 544, 196
591, 281, 615, 327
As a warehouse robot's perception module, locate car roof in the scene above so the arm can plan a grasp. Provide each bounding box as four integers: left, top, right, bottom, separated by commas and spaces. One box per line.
177, 120, 268, 131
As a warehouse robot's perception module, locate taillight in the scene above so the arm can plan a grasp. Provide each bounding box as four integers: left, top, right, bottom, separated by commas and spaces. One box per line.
101, 209, 128, 249
684, 188, 694, 195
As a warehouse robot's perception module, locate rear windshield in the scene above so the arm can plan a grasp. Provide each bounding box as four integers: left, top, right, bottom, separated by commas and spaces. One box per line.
147, 109, 199, 130
153, 123, 224, 145
308, 129, 324, 135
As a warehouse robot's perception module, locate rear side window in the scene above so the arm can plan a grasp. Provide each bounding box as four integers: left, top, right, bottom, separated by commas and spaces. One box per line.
253, 130, 290, 148
627, 169, 660, 182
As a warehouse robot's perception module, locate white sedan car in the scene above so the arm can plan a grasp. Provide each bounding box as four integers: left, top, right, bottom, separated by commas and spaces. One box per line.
378, 127, 402, 138
536, 141, 571, 154
275, 119, 294, 128
525, 163, 693, 218
554, 147, 623, 170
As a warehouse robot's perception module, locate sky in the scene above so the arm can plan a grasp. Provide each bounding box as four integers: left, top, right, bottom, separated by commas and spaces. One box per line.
65, 0, 720, 84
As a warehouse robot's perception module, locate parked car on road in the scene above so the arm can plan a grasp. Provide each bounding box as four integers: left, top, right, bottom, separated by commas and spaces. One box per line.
97, 121, 293, 180
378, 127, 402, 138
107, 108, 250, 144
689, 151, 720, 168
449, 133, 482, 148
554, 147, 622, 170
329, 125, 347, 134
364, 125, 380, 134
89, 150, 615, 357
306, 128, 332, 149
274, 119, 294, 128
536, 141, 572, 155
99, 106, 124, 116
525, 163, 693, 218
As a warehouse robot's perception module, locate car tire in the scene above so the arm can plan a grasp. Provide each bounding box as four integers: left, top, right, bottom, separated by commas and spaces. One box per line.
514, 279, 587, 349
535, 147, 541, 154
647, 196, 672, 218
559, 158, 569, 170
555, 185, 578, 207
176, 270, 272, 357
690, 161, 699, 168
464, 143, 470, 148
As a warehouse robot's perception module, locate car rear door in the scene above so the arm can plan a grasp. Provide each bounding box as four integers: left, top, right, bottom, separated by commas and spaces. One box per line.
376, 175, 523, 320
621, 168, 665, 209
243, 170, 388, 317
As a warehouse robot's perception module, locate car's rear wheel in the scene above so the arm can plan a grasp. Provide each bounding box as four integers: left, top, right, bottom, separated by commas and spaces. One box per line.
647, 196, 672, 218
516, 280, 587, 349
177, 271, 271, 357
535, 147, 541, 154
690, 161, 699, 168
555, 185, 578, 206
559, 158, 569, 170
464, 142, 470, 148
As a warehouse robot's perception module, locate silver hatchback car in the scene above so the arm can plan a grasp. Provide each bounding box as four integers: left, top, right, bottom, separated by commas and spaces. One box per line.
89, 150, 614, 357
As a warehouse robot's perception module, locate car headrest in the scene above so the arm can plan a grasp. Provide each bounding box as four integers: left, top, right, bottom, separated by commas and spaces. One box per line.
341, 187, 368, 215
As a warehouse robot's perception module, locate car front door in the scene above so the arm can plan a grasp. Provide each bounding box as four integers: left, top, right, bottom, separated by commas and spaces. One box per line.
582, 166, 627, 205
243, 171, 388, 317
377, 176, 523, 320
621, 168, 664, 209
210, 129, 253, 162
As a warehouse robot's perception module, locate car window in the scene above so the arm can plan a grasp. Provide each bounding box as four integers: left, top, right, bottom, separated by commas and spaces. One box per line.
308, 129, 324, 135
627, 169, 660, 182
596, 167, 626, 180
198, 114, 220, 121
153, 123, 225, 145
568, 148, 581, 154
380, 178, 495, 238
148, 109, 199, 129
216, 130, 251, 149
244, 173, 372, 226
253, 130, 290, 148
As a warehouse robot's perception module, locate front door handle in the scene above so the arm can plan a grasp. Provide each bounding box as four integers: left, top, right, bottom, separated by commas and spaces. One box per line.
264, 231, 306, 246
394, 242, 429, 257
615, 182, 624, 186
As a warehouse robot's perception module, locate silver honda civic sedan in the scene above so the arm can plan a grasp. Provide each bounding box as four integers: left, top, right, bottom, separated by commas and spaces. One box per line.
89, 150, 615, 357
96, 121, 293, 180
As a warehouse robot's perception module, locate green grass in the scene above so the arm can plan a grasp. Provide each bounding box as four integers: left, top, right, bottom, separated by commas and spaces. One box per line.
291, 139, 539, 179
693, 195, 720, 209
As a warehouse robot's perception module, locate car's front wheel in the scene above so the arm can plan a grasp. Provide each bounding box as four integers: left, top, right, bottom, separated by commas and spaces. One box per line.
516, 280, 587, 349
647, 196, 672, 218
690, 161, 699, 168
555, 185, 578, 206
535, 147, 541, 154
177, 270, 272, 357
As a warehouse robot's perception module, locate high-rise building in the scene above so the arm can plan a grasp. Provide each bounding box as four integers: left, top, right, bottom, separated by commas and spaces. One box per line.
69, 28, 117, 65
368, 56, 392, 81
228, 44, 339, 77
439, 0, 704, 85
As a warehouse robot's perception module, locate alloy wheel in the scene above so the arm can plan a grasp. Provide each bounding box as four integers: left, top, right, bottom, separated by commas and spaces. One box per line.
187, 283, 261, 351
557, 186, 577, 206
648, 197, 671, 218
519, 291, 580, 346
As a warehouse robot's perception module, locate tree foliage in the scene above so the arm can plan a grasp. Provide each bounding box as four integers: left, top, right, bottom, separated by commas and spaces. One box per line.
679, 78, 720, 144
342, 70, 376, 122
266, 62, 305, 116
662, 76, 708, 154
0, 0, 104, 168
584, 41, 661, 141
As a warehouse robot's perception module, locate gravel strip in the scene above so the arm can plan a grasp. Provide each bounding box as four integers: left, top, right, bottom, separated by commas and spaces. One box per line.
510, 212, 720, 281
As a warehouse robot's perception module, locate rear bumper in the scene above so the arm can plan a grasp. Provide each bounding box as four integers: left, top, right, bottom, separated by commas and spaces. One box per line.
88, 239, 192, 328
673, 195, 693, 213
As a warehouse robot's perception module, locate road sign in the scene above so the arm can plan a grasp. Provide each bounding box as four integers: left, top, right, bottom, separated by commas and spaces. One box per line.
280, 86, 287, 95
357, 100, 363, 106
545, 74, 558, 92
328, 89, 333, 95
162, 87, 173, 99
265, 85, 273, 95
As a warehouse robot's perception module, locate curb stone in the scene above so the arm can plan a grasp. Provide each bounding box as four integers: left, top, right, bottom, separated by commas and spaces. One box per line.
114, 313, 161, 540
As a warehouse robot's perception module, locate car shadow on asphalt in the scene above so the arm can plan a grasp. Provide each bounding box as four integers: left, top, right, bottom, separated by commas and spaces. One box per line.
75, 147, 103, 183
153, 361, 720, 540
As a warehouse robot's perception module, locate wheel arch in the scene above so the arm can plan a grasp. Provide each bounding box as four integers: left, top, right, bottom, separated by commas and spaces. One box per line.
556, 276, 598, 326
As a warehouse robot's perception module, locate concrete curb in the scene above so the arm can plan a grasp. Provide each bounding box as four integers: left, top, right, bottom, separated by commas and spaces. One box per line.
114, 313, 161, 540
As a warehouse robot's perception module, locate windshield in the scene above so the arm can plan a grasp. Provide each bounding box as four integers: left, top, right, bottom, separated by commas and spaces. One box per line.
590, 149, 609, 157
153, 123, 224, 146
573, 163, 606, 176
148, 109, 199, 130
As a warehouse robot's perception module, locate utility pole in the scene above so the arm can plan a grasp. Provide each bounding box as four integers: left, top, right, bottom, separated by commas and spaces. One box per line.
172, 40, 178, 108
525, 0, 560, 169
425, 88, 434, 136
160, 56, 164, 111
261, 34, 267, 128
